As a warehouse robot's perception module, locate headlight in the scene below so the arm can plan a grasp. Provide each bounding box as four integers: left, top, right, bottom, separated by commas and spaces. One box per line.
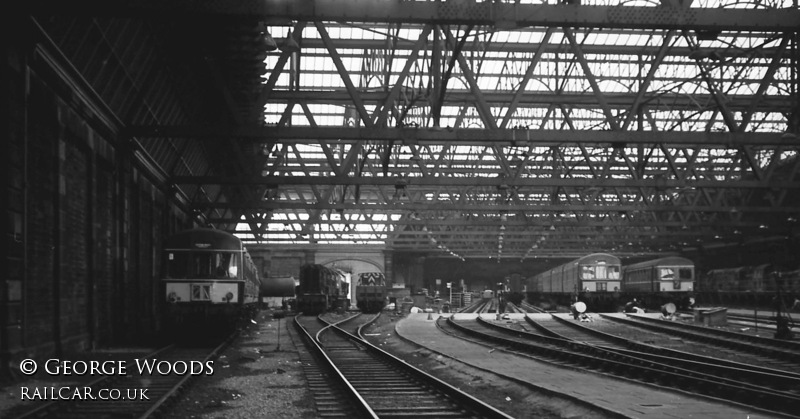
168, 292, 178, 303
225, 292, 234, 302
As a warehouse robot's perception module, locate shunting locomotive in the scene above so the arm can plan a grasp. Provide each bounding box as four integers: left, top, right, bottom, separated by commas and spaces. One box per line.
296, 264, 349, 315
355, 272, 387, 313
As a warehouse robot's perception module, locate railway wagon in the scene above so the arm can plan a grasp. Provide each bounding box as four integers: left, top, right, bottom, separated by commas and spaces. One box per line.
504, 273, 526, 306
296, 264, 349, 315
259, 275, 296, 309
507, 273, 524, 294
700, 264, 779, 293
697, 264, 799, 307
355, 272, 387, 313
527, 253, 621, 311
260, 275, 296, 298
162, 228, 261, 331
621, 256, 695, 309
779, 269, 800, 294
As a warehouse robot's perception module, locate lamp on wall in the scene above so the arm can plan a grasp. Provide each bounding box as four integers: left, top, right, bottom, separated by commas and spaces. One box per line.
260, 30, 278, 51
393, 178, 409, 201
281, 29, 300, 53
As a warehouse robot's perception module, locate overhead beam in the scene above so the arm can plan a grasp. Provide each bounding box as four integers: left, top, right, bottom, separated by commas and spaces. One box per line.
258, 91, 791, 110
212, 218, 774, 230
193, 201, 800, 213
250, 38, 788, 59
172, 175, 800, 190
28, 1, 800, 31
126, 125, 797, 146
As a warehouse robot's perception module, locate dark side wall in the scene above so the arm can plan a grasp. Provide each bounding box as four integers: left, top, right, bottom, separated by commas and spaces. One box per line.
2, 27, 189, 371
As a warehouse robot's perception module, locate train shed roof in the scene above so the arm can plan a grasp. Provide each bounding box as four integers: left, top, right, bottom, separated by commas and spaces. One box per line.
25, 0, 800, 261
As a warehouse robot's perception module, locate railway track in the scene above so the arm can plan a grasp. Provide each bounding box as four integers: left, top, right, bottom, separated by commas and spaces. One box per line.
444, 315, 800, 416
502, 313, 800, 391
725, 312, 798, 330
518, 302, 553, 314
15, 333, 237, 419
678, 309, 798, 329
294, 313, 513, 418
524, 315, 622, 347
601, 313, 800, 367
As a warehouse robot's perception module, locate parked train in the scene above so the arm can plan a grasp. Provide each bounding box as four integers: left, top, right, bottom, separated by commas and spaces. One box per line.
526, 253, 695, 312
621, 256, 695, 309
355, 272, 387, 313
528, 253, 620, 292
161, 228, 261, 332
526, 251, 800, 311
502, 273, 526, 306
697, 264, 800, 307
296, 264, 349, 315
701, 264, 782, 293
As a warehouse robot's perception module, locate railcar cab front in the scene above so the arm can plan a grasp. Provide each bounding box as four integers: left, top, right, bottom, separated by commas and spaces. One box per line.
163, 229, 248, 306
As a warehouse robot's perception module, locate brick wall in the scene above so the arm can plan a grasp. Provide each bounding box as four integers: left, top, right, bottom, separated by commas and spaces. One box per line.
2, 63, 175, 363
3, 42, 27, 360
94, 164, 115, 344
25, 76, 59, 354
59, 133, 90, 349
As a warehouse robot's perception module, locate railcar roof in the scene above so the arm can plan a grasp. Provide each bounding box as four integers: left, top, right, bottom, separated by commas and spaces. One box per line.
707, 266, 747, 273
574, 253, 621, 265
164, 228, 243, 251
623, 256, 695, 270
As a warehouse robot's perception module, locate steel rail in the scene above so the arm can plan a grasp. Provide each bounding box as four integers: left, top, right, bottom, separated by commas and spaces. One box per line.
293, 314, 379, 419
603, 313, 800, 362
332, 313, 516, 419
447, 316, 800, 416
497, 314, 800, 390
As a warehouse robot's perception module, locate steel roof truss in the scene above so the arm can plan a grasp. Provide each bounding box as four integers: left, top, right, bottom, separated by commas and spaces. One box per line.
315, 21, 374, 128
564, 27, 620, 131
501, 27, 554, 129
373, 24, 432, 127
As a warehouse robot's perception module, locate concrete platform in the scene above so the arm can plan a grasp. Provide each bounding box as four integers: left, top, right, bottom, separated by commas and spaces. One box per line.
396, 313, 786, 419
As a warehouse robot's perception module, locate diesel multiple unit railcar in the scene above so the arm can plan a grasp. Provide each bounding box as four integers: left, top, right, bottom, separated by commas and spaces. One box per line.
526, 253, 621, 311
529, 253, 621, 294
621, 256, 695, 309
355, 272, 387, 313
162, 228, 261, 331
296, 264, 349, 315
621, 256, 694, 293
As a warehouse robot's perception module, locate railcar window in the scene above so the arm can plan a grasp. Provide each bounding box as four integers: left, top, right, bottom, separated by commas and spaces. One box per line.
165, 251, 240, 279
679, 268, 693, 279
659, 268, 675, 280
583, 265, 620, 280
166, 252, 190, 278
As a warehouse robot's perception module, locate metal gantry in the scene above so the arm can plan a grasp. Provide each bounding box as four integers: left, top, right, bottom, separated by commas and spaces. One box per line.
31, 0, 800, 259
